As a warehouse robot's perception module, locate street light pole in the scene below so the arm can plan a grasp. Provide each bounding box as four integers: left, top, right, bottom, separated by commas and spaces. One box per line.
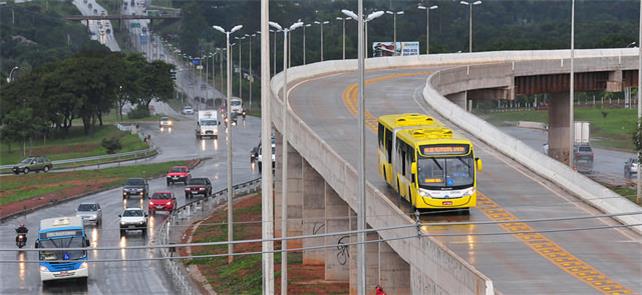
7, 66, 19, 83
460, 1, 482, 53
248, 33, 255, 112
303, 24, 311, 64
385, 10, 404, 54
569, 0, 575, 168
336, 17, 350, 59
342, 8, 383, 295
269, 20, 303, 295
418, 5, 438, 54
637, 0, 642, 204
260, 0, 274, 291
212, 24, 243, 264
314, 20, 329, 61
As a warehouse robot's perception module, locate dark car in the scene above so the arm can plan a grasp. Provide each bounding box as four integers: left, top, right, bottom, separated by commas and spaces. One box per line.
185, 177, 212, 199
573, 144, 594, 174
12, 156, 52, 174
122, 178, 149, 199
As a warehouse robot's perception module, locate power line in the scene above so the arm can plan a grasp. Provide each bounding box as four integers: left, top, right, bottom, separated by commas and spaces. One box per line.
3, 222, 641, 264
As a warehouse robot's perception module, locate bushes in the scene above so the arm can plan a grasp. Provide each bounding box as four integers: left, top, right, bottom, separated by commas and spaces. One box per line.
127, 106, 150, 119
101, 136, 122, 154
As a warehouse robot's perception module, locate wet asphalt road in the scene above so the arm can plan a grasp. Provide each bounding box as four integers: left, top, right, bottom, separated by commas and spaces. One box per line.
0, 116, 261, 294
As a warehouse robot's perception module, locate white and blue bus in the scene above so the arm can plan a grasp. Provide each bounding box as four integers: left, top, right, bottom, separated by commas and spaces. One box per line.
36, 216, 90, 283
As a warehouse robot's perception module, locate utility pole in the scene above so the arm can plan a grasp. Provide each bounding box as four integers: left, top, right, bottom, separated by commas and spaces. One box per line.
637, 0, 641, 204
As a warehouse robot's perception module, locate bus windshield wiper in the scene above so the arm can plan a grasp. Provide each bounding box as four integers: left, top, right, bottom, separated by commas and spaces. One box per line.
456, 157, 470, 169
431, 158, 443, 171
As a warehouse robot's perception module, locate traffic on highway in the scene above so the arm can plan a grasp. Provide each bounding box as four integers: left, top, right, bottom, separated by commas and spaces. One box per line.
1, 0, 640, 294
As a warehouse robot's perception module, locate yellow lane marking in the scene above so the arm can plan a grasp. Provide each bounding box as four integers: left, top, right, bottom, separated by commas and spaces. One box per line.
340, 71, 635, 295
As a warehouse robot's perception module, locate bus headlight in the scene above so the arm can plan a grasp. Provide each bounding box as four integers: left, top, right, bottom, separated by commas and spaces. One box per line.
40, 266, 48, 272
418, 189, 431, 198
463, 187, 476, 197
80, 262, 88, 269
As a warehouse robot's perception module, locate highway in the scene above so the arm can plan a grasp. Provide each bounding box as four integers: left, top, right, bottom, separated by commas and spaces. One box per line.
288, 68, 641, 294
71, 0, 121, 52
0, 115, 260, 294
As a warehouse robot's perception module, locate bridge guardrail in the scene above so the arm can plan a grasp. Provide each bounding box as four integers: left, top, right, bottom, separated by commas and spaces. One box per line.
157, 177, 261, 294
1, 124, 157, 173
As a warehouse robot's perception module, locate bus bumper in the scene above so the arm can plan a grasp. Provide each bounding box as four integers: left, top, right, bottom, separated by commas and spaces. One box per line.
40, 267, 88, 281
416, 195, 476, 209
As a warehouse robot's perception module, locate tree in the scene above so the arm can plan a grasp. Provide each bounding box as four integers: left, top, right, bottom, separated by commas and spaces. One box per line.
136, 60, 175, 111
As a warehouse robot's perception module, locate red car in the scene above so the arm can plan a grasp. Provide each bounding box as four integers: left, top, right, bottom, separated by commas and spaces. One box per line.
166, 166, 191, 185
148, 192, 176, 214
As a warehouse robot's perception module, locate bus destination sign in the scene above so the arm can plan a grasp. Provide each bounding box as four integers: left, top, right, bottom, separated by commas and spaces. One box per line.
421, 144, 469, 156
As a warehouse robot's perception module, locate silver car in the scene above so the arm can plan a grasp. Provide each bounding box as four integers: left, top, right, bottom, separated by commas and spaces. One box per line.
76, 202, 102, 225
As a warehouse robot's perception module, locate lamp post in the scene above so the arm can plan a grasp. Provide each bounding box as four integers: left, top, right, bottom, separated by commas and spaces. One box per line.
569, 0, 575, 168
460, 1, 482, 53
314, 20, 330, 61
342, 8, 383, 295
637, 0, 642, 204
271, 20, 304, 295
336, 17, 351, 59
417, 4, 438, 54
385, 10, 404, 55
272, 29, 278, 76
6, 66, 19, 83
212, 23, 243, 264
235, 36, 246, 99
303, 23, 311, 64
247, 33, 256, 112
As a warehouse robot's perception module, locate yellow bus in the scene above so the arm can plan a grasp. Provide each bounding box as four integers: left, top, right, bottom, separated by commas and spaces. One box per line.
377, 116, 482, 212
377, 113, 441, 186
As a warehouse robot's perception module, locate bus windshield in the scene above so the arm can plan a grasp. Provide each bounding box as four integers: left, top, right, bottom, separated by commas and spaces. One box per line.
417, 155, 474, 190
39, 236, 86, 261
200, 119, 217, 126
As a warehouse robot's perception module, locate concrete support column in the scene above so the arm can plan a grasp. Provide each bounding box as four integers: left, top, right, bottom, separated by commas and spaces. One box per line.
274, 131, 303, 248
302, 159, 325, 265
446, 91, 467, 110
349, 229, 379, 295
548, 92, 571, 165
378, 239, 411, 294
324, 183, 350, 281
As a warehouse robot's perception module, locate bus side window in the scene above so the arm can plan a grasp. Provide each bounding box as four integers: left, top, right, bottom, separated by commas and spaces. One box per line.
385, 128, 392, 163
401, 143, 406, 176
377, 123, 384, 148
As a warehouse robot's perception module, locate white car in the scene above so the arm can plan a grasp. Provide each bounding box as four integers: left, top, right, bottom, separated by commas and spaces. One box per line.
118, 208, 148, 236
159, 116, 172, 128
76, 202, 102, 225
182, 106, 194, 115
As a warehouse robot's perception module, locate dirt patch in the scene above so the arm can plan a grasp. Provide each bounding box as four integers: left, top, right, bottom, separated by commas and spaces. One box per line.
184, 194, 348, 294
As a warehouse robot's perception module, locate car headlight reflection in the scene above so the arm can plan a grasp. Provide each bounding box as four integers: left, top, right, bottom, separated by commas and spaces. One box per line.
80, 262, 88, 269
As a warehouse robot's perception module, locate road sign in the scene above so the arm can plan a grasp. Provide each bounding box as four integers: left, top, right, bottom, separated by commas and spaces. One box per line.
192, 58, 201, 65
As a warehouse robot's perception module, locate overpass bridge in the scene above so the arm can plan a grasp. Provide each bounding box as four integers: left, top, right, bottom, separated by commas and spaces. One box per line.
269, 49, 641, 294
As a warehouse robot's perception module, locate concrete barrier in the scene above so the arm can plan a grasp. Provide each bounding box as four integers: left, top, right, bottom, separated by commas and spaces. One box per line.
517, 121, 548, 130
272, 62, 494, 295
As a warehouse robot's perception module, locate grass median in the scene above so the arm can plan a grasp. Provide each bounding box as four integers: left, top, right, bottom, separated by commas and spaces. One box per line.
0, 125, 148, 165
185, 194, 347, 294
477, 107, 636, 151
0, 160, 198, 212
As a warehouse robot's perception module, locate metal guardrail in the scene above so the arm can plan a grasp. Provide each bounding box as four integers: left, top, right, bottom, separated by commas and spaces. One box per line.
157, 177, 261, 294
0, 125, 157, 172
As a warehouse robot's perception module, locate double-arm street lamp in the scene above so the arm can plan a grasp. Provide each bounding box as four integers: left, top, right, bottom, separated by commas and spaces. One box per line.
314, 20, 330, 61
385, 10, 404, 54
6, 66, 19, 83
417, 4, 438, 54
336, 17, 351, 59
343, 10, 384, 58
269, 20, 303, 295
341, 8, 383, 295
212, 23, 243, 264
460, 0, 482, 52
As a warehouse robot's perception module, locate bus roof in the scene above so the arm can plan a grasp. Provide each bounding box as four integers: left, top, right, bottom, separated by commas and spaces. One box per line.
39, 216, 83, 232
396, 127, 472, 147
378, 113, 440, 129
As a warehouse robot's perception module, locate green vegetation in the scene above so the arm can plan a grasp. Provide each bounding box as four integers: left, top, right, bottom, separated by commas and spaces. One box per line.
0, 160, 195, 207
0, 125, 147, 165
479, 107, 637, 151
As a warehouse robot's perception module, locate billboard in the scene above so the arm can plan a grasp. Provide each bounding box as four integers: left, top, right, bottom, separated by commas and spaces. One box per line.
371, 41, 420, 57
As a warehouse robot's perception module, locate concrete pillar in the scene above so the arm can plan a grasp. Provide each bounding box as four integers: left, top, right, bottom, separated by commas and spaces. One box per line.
274, 132, 303, 248
378, 239, 411, 294
349, 228, 379, 295
446, 91, 467, 109
548, 92, 571, 165
324, 183, 350, 281
302, 159, 325, 265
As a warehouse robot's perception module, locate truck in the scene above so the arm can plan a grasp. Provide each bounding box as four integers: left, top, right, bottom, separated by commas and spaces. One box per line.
573, 121, 593, 174
230, 97, 243, 114
196, 110, 219, 139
